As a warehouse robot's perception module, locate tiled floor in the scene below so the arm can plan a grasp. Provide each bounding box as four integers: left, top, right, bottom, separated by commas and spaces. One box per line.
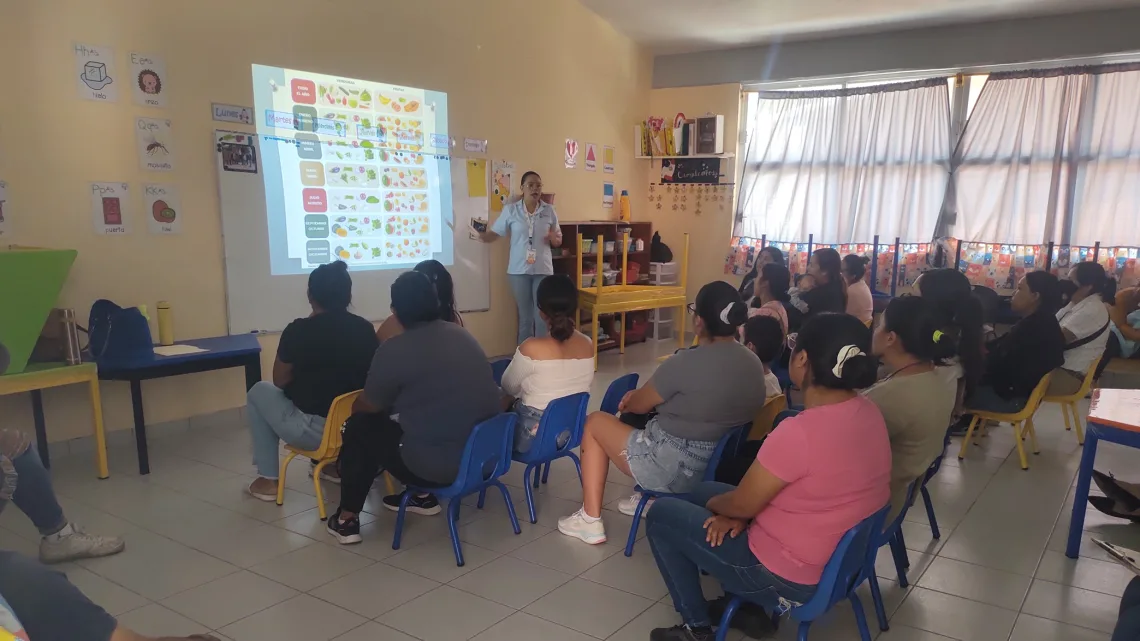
6, 342, 1139, 641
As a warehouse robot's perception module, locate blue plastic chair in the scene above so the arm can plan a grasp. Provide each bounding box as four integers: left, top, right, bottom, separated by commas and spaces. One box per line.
491, 358, 512, 387
918, 427, 953, 541
715, 504, 891, 641
600, 373, 639, 415
864, 480, 921, 631
510, 392, 590, 524
624, 424, 748, 557
391, 413, 521, 566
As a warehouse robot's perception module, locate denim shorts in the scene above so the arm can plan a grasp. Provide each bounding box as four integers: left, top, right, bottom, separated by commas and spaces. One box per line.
624, 419, 716, 494
512, 401, 545, 453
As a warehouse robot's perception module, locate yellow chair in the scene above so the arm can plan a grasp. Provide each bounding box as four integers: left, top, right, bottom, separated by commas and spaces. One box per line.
276, 390, 396, 520
1041, 356, 1102, 446
749, 394, 788, 441
959, 373, 1052, 470
863, 318, 873, 329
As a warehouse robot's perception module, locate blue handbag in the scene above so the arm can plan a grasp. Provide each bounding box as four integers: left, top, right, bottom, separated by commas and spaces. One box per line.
87, 299, 153, 367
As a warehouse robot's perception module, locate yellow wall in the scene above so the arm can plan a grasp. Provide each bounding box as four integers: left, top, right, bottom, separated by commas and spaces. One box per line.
0, 0, 651, 442
643, 85, 742, 302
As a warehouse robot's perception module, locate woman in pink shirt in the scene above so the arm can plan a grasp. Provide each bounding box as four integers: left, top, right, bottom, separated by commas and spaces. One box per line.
645, 313, 891, 641
843, 254, 874, 324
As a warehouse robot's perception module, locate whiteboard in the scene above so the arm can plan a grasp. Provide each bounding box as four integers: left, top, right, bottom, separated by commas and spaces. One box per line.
214, 129, 490, 334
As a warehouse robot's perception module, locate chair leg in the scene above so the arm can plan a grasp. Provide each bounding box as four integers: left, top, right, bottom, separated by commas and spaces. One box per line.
1025, 417, 1040, 454
624, 493, 653, 557
541, 462, 551, 485
384, 472, 397, 495
1069, 402, 1086, 445
447, 498, 465, 566
1011, 420, 1030, 470
392, 490, 412, 550
312, 457, 331, 521
477, 488, 487, 509
568, 451, 583, 483
522, 465, 538, 524
797, 621, 812, 641
889, 535, 910, 587
493, 481, 522, 535
957, 416, 981, 459
277, 451, 297, 508
922, 486, 941, 540
849, 592, 875, 641
867, 573, 890, 631
1061, 403, 1073, 431
715, 596, 742, 641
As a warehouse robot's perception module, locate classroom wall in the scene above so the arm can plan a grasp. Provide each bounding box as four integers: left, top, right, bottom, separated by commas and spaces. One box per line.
0, 0, 651, 443
643, 85, 742, 302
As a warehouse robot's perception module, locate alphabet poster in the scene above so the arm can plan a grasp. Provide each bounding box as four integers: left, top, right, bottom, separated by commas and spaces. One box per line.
130, 52, 168, 108
490, 159, 514, 214
136, 118, 175, 171
90, 182, 131, 235
143, 183, 181, 235
75, 43, 118, 102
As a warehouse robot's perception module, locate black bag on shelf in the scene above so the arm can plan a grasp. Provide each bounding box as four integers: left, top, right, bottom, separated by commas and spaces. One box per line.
650, 232, 673, 263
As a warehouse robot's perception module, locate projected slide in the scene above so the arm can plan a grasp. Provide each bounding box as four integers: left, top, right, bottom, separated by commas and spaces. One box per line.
252, 65, 452, 275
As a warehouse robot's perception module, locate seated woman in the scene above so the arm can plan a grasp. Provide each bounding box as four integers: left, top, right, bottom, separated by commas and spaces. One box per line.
748, 262, 791, 337
1052, 262, 1115, 396
799, 248, 847, 317
246, 260, 378, 501
500, 274, 594, 453
326, 271, 501, 544
1100, 286, 1140, 379
557, 282, 766, 544
738, 246, 785, 305
842, 254, 874, 324
915, 269, 985, 431
645, 313, 889, 641
376, 259, 462, 342
970, 272, 1065, 413
864, 297, 957, 519
742, 315, 785, 399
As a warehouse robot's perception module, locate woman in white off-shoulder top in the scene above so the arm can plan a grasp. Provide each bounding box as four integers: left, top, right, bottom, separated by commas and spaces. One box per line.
500, 274, 595, 453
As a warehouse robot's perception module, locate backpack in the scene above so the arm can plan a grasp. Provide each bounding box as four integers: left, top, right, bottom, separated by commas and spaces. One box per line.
649, 232, 673, 263
87, 299, 154, 367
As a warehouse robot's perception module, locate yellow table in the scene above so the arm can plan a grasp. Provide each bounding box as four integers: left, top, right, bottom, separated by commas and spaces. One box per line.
577, 233, 690, 369
0, 362, 109, 479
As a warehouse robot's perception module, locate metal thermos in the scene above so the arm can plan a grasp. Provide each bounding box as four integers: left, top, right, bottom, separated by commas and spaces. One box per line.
157, 301, 174, 346
60, 308, 82, 365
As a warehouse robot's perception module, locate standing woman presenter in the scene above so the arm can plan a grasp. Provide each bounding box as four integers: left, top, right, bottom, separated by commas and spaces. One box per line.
478, 171, 563, 344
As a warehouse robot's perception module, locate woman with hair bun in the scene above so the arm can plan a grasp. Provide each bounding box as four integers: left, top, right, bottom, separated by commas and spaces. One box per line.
500, 274, 595, 454
843, 254, 874, 324
645, 313, 890, 641
558, 281, 767, 546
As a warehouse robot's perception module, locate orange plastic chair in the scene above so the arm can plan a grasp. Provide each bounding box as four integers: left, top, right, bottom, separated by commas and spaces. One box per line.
276, 390, 396, 520
1041, 356, 1102, 446
749, 394, 788, 441
959, 373, 1052, 470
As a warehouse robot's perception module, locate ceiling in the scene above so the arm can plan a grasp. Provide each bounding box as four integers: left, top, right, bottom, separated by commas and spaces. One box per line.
580, 0, 1140, 53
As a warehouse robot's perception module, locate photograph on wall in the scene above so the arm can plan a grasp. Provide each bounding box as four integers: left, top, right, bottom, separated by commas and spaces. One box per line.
130, 52, 167, 108
603, 145, 615, 174
219, 142, 257, 174
136, 118, 175, 171
584, 143, 597, 171
90, 182, 131, 235
143, 183, 181, 235
75, 43, 118, 102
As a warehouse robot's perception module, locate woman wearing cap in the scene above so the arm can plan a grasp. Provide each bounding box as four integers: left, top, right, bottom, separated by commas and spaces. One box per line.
477, 171, 562, 344
557, 281, 767, 545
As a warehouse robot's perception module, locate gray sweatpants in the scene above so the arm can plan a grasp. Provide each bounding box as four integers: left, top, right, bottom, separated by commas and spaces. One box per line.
0, 551, 117, 641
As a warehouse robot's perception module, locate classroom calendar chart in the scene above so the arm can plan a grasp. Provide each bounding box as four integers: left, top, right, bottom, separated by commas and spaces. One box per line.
254, 65, 448, 270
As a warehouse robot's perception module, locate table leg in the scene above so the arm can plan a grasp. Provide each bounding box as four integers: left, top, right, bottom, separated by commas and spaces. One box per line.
88, 377, 110, 480
30, 390, 49, 469
591, 307, 600, 371
677, 305, 686, 349
619, 312, 626, 354
1066, 428, 1100, 558
244, 354, 263, 391
130, 379, 150, 475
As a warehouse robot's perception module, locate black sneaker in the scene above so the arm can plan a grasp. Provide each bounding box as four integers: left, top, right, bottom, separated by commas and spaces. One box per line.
649, 625, 715, 641
325, 509, 362, 544
948, 414, 974, 437
383, 491, 442, 516
707, 596, 778, 638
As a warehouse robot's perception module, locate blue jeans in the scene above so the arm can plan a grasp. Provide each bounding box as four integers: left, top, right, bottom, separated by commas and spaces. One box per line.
247, 381, 325, 479
1115, 577, 1140, 641
647, 481, 816, 628
3, 447, 67, 536
508, 273, 547, 345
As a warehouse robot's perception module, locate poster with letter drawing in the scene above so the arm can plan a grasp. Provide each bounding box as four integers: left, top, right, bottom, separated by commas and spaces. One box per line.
490, 160, 514, 214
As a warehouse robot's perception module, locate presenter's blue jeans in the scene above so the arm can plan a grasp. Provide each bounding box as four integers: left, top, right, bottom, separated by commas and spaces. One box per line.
247, 381, 324, 479
509, 273, 547, 345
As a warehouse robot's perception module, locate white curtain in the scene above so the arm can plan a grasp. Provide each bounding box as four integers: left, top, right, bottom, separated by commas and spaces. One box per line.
951, 64, 1140, 246
736, 79, 951, 244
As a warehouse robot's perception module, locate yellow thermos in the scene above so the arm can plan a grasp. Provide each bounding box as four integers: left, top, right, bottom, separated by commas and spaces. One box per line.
157, 301, 174, 346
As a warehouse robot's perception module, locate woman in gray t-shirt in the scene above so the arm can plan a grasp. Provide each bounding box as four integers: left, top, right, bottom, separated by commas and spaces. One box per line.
557, 281, 767, 545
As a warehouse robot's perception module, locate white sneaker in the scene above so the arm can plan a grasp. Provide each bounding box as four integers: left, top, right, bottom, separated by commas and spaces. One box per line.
618, 492, 653, 516
557, 509, 607, 545
39, 523, 125, 564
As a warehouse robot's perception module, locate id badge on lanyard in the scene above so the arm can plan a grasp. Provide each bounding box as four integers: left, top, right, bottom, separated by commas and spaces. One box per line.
526, 210, 538, 265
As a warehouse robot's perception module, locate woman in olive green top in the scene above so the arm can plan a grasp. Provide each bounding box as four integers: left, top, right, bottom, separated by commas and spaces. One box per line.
863, 296, 957, 518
